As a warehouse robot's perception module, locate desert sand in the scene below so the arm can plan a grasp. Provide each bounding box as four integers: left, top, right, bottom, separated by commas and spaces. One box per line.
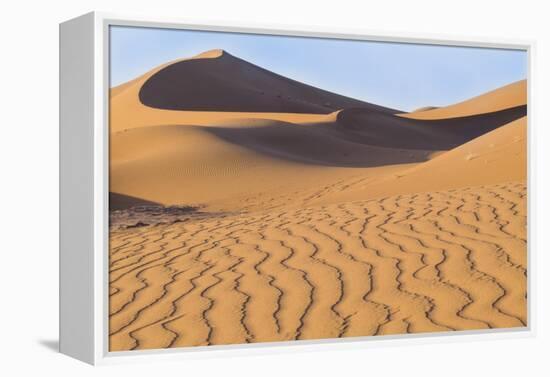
109, 49, 527, 351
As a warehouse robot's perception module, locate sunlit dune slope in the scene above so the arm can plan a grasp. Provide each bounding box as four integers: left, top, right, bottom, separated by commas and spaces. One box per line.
109, 121, 433, 207
398, 116, 527, 185
400, 80, 526, 120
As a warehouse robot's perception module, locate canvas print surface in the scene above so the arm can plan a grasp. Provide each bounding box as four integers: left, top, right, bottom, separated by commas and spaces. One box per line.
108, 26, 528, 352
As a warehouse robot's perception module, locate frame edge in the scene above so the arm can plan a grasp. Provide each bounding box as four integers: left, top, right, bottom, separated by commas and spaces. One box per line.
59, 11, 97, 365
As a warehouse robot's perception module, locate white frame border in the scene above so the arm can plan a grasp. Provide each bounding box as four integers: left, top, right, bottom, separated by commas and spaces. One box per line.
87, 11, 535, 365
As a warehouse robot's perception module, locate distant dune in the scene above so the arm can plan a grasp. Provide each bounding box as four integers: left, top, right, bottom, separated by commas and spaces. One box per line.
109, 49, 527, 351
401, 80, 526, 120
334, 105, 525, 150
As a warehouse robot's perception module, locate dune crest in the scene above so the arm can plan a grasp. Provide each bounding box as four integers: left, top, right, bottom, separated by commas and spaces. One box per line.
137, 49, 396, 114
192, 48, 226, 59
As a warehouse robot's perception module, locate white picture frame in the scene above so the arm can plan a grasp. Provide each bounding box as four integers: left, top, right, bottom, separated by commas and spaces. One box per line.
59, 11, 536, 365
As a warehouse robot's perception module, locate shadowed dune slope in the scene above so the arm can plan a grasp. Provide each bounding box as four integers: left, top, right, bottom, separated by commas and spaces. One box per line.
401, 79, 526, 120
333, 105, 526, 150
137, 49, 396, 114
110, 75, 347, 134
202, 119, 438, 166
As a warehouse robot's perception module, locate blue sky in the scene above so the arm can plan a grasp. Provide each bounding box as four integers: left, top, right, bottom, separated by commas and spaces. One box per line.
110, 26, 527, 112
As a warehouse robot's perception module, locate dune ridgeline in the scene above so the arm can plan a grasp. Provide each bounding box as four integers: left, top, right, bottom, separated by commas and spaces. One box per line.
109, 49, 527, 351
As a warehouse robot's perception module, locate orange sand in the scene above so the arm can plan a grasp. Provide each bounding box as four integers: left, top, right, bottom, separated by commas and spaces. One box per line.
109, 50, 527, 351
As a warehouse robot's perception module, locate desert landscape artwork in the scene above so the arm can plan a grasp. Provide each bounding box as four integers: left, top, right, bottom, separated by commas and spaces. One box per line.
108, 26, 528, 352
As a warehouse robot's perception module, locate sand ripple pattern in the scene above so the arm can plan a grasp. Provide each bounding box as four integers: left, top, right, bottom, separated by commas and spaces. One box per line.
109, 181, 527, 351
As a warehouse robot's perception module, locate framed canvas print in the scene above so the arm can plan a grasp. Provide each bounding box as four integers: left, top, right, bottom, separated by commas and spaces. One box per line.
59, 12, 533, 365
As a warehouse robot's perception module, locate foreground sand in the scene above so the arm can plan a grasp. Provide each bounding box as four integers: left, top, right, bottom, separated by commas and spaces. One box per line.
109, 181, 526, 351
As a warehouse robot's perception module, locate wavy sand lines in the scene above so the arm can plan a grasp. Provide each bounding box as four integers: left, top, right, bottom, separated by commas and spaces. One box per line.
109, 181, 527, 351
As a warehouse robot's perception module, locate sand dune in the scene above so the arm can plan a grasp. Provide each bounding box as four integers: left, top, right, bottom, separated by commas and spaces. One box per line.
401, 80, 526, 120
138, 49, 396, 114
110, 110, 525, 209
387, 116, 526, 190
110, 49, 394, 133
109, 49, 527, 351
110, 121, 429, 207
110, 51, 525, 209
315, 116, 527, 205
